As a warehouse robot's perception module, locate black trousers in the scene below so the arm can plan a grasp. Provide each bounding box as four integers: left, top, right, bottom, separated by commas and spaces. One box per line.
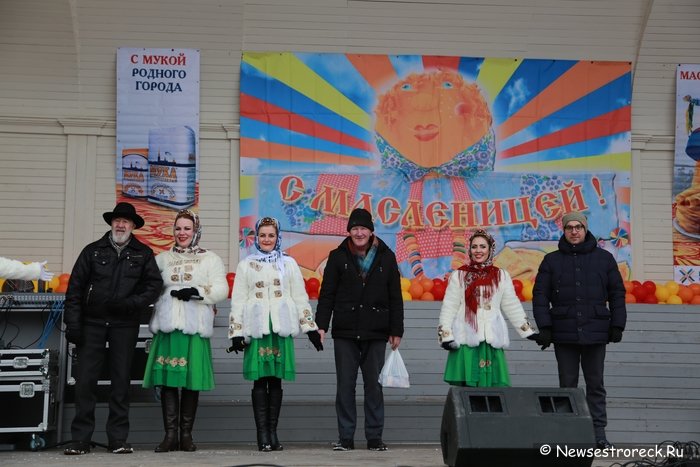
333, 338, 386, 442
554, 343, 607, 438
71, 323, 140, 445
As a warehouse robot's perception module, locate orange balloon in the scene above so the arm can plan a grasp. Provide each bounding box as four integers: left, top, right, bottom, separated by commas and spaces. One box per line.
420, 278, 434, 293
420, 291, 435, 301
58, 273, 71, 284
691, 295, 700, 305
678, 285, 694, 303
623, 281, 634, 293
408, 281, 424, 300
690, 283, 700, 296
624, 293, 636, 303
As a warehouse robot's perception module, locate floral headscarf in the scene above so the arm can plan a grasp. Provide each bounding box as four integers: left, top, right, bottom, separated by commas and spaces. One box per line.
250, 216, 287, 277
458, 229, 501, 331
172, 209, 206, 254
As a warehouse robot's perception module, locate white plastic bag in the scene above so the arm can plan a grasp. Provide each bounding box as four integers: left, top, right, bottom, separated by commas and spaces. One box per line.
379, 349, 410, 388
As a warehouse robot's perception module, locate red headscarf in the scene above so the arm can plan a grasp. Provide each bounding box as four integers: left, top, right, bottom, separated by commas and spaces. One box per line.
457, 229, 500, 331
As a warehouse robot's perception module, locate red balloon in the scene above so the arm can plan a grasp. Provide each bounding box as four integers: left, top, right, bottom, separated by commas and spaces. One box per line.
306, 277, 321, 293
512, 279, 523, 295
632, 280, 642, 289
226, 272, 236, 297
632, 286, 647, 302
432, 279, 447, 301
642, 280, 656, 294
643, 294, 658, 304
308, 290, 319, 300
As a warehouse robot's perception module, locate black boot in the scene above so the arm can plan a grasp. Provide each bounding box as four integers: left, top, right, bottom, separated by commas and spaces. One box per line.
155, 386, 179, 452
180, 389, 199, 452
268, 387, 284, 451
251, 387, 272, 452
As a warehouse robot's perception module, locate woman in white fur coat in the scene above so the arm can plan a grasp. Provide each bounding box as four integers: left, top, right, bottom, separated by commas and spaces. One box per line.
143, 210, 228, 453
228, 216, 322, 452
437, 229, 538, 387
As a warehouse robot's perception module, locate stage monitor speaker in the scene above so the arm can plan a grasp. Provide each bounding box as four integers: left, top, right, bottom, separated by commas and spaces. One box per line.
441, 386, 595, 467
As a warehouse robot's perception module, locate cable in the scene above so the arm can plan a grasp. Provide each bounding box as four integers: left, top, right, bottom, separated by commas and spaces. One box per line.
22, 302, 50, 349
36, 299, 64, 349
0, 295, 14, 347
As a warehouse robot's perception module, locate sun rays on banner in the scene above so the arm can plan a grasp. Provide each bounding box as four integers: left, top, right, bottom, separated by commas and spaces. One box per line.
239, 53, 631, 280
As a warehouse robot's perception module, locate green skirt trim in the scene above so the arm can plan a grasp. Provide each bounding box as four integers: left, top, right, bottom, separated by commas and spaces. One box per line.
443, 341, 511, 387
242, 332, 296, 381
143, 330, 215, 391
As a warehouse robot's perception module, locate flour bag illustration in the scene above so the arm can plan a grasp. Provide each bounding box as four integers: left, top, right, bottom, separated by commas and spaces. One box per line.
147, 126, 196, 209
121, 148, 149, 199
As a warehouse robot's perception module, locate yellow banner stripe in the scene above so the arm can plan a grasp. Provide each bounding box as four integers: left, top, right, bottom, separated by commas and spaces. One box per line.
497, 152, 631, 172
476, 58, 521, 103
240, 175, 256, 199
243, 52, 371, 130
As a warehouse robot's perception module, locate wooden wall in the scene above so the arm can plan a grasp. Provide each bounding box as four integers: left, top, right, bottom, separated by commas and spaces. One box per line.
1, 0, 700, 281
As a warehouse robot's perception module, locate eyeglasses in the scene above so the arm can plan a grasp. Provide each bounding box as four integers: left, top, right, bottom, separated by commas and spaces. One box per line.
564, 224, 584, 232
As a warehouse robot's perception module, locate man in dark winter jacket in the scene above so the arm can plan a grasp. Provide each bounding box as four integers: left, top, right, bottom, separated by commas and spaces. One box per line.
316, 208, 404, 453
62, 202, 163, 455
532, 211, 626, 450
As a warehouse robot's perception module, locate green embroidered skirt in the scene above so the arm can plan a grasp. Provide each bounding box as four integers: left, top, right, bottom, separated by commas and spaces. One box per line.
143, 330, 215, 391
242, 331, 296, 381
443, 341, 511, 387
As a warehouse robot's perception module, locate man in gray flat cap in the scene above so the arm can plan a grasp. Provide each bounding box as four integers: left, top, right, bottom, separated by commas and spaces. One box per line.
532, 211, 626, 450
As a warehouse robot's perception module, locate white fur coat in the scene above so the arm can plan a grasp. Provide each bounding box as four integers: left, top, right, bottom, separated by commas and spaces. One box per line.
0, 257, 41, 281
150, 250, 229, 338
438, 268, 535, 348
228, 255, 317, 340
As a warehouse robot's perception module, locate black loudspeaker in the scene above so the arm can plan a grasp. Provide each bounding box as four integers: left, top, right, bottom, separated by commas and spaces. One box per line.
441, 387, 595, 467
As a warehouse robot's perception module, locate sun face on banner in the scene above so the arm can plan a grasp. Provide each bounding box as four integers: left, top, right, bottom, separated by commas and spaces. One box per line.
240, 53, 632, 281
375, 70, 493, 168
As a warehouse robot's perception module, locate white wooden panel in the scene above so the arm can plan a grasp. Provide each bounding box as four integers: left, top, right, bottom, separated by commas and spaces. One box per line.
0, 132, 66, 271
0, 0, 699, 286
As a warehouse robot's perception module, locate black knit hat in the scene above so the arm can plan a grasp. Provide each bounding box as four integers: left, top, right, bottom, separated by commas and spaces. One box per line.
347, 208, 374, 232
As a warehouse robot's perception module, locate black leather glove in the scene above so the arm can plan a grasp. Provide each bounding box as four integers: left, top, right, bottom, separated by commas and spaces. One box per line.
608, 327, 623, 343
535, 328, 552, 350
441, 341, 459, 351
228, 336, 246, 354
170, 287, 200, 301
307, 330, 323, 351
526, 333, 540, 341
65, 326, 82, 346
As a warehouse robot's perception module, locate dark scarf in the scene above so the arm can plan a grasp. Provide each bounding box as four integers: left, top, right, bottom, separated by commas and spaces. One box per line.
109, 233, 129, 258
348, 235, 378, 280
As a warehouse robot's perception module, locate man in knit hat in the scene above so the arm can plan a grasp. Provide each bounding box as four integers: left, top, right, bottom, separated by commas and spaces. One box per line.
316, 208, 404, 452
532, 211, 626, 449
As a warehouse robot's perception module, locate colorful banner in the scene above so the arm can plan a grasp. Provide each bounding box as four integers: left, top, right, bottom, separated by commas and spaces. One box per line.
673, 64, 700, 283
240, 53, 632, 281
116, 47, 200, 252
